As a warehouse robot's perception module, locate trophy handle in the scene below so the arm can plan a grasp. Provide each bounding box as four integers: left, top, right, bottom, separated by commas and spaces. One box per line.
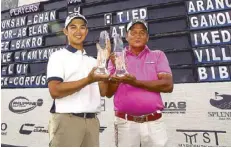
105, 35, 111, 59
96, 43, 102, 66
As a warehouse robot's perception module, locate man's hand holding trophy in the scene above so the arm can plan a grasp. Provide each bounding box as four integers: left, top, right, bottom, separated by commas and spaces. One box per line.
94, 31, 134, 84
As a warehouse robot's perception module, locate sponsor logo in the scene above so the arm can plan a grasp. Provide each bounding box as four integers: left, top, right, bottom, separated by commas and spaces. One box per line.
162, 101, 186, 114
100, 126, 107, 133
1, 123, 7, 136
9, 96, 43, 114
208, 92, 231, 120
176, 129, 226, 147
19, 123, 48, 135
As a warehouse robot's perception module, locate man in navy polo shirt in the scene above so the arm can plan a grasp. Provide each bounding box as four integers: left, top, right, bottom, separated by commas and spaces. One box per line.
47, 13, 109, 147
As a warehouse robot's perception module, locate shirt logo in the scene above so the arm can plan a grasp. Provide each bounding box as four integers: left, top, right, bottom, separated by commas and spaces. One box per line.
145, 61, 155, 64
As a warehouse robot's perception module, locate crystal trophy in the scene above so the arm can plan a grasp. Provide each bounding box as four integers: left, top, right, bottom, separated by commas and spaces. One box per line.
95, 30, 111, 75
113, 34, 128, 77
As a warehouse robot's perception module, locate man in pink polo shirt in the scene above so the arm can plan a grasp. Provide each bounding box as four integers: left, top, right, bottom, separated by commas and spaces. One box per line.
106, 19, 174, 147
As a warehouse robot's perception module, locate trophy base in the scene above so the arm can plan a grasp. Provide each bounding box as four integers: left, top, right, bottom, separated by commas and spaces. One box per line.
115, 70, 127, 77
95, 67, 109, 75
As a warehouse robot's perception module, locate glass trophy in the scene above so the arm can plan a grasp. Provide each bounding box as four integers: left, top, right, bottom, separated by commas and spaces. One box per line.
95, 30, 110, 75
113, 34, 128, 77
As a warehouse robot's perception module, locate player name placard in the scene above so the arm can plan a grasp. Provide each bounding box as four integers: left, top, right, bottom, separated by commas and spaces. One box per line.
193, 46, 231, 63
187, 0, 231, 14
189, 10, 231, 30
1, 27, 27, 41
10, 3, 40, 17
191, 28, 231, 47
14, 46, 64, 62
197, 66, 231, 82
27, 10, 56, 25
1, 16, 27, 30
2, 75, 47, 88
10, 36, 44, 50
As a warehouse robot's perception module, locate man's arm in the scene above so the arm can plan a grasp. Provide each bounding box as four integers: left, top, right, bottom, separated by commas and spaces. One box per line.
105, 81, 120, 98
48, 68, 109, 99
112, 73, 173, 93
131, 50, 173, 93
48, 77, 91, 99
98, 81, 108, 97
132, 73, 173, 93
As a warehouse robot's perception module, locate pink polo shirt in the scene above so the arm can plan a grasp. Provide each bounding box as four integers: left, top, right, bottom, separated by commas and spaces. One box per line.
108, 45, 172, 116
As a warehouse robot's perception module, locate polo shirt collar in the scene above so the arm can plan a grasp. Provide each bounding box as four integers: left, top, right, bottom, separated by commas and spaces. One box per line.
125, 45, 150, 57
66, 45, 87, 55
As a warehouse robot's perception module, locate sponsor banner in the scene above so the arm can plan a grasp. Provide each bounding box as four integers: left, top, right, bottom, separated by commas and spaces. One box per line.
1, 89, 53, 146
161, 82, 231, 147
176, 129, 226, 147
1, 85, 231, 147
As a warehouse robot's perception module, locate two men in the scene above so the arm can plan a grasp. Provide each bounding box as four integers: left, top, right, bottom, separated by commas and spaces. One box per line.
47, 13, 109, 147
106, 19, 173, 147
47, 12, 173, 147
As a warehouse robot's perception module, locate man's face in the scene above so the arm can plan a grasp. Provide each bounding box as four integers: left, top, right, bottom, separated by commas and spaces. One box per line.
63, 18, 88, 45
126, 23, 149, 48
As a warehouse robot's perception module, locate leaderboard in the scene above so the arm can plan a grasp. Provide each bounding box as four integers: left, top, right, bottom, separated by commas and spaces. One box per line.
187, 0, 231, 82
1, 2, 66, 88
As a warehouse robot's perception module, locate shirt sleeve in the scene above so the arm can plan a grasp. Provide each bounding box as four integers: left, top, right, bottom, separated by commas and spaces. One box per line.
107, 59, 116, 75
156, 50, 172, 74
46, 53, 64, 83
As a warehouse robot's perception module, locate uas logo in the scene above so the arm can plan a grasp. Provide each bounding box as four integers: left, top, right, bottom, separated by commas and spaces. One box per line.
210, 92, 231, 110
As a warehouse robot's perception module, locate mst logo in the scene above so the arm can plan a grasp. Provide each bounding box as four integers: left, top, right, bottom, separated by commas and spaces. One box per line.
162, 101, 186, 114
9, 96, 43, 114
176, 129, 226, 147
208, 92, 231, 120
19, 123, 48, 135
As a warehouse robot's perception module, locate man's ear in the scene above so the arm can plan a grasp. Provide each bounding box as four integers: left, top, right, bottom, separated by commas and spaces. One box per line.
63, 28, 68, 36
